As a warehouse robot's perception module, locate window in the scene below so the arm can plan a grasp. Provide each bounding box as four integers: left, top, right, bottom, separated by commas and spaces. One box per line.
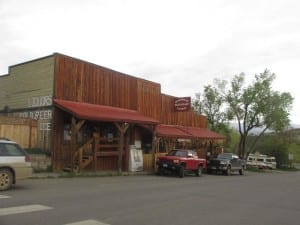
0, 143, 25, 156
232, 154, 239, 159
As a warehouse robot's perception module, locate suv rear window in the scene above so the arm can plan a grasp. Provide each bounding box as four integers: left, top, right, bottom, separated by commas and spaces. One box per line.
0, 143, 26, 156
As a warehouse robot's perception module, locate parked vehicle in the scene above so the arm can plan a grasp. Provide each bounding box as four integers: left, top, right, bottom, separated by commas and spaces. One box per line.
246, 154, 276, 169
207, 153, 246, 175
156, 149, 207, 178
0, 138, 33, 191
265, 156, 277, 169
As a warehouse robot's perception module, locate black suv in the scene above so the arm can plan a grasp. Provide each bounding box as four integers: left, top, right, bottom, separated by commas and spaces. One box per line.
207, 153, 246, 175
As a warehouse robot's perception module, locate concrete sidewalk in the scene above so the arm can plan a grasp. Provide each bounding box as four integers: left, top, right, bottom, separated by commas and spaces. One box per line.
31, 171, 153, 179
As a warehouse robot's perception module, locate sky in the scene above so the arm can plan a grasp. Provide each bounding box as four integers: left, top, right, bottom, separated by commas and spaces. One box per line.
0, 0, 299, 124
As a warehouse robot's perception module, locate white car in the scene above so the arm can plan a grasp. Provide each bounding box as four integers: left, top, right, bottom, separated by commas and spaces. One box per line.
0, 138, 33, 191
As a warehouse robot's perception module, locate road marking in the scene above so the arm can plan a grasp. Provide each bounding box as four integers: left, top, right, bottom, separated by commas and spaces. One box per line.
0, 195, 11, 199
0, 204, 52, 216
64, 219, 110, 225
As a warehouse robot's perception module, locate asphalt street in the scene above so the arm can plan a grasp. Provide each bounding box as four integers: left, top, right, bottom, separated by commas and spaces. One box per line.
0, 171, 299, 225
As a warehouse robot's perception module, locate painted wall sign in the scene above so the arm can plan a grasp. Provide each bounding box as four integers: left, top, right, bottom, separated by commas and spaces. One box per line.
17, 110, 52, 120
13, 110, 52, 131
28, 95, 52, 108
174, 97, 191, 111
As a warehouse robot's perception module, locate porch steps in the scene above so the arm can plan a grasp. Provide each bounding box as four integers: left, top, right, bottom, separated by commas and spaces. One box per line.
63, 155, 93, 173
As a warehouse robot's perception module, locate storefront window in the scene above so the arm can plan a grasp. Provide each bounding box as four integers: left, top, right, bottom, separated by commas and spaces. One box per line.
63, 124, 71, 141
158, 140, 167, 153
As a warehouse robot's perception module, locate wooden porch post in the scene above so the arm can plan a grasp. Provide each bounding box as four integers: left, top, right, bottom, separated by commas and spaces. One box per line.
115, 122, 130, 173
152, 125, 157, 172
93, 129, 100, 171
70, 117, 85, 173
70, 117, 77, 173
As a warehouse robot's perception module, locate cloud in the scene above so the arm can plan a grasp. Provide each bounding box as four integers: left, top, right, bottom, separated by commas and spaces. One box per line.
0, 0, 299, 123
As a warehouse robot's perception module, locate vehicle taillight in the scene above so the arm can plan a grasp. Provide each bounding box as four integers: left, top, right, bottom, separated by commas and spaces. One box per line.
25, 154, 31, 162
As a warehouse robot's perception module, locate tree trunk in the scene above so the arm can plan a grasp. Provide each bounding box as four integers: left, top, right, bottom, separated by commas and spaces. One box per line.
237, 134, 247, 159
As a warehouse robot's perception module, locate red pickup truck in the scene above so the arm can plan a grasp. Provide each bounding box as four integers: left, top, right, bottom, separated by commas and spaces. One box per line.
156, 149, 207, 178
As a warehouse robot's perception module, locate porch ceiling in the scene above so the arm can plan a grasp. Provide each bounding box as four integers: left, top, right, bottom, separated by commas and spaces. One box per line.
53, 99, 160, 124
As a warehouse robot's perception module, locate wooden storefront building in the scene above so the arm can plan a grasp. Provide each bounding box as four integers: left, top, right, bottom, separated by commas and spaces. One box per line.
0, 53, 224, 172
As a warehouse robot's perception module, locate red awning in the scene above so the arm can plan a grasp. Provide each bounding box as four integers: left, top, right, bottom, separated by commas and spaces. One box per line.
180, 126, 225, 139
156, 124, 193, 138
53, 99, 160, 124
156, 124, 225, 140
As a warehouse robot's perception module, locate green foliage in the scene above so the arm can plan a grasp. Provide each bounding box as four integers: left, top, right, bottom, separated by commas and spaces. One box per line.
288, 143, 300, 162
227, 129, 240, 153
212, 125, 240, 154
193, 69, 294, 158
249, 134, 289, 166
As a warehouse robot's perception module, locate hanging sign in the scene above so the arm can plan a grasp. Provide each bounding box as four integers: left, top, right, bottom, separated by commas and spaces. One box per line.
174, 97, 191, 111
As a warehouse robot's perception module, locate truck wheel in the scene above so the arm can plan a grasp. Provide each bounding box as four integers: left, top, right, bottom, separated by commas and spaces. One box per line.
0, 169, 13, 191
178, 166, 185, 178
239, 167, 244, 175
196, 166, 203, 177
225, 166, 231, 176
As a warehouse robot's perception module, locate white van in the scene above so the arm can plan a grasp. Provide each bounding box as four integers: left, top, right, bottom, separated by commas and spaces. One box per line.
246, 153, 276, 169
265, 156, 277, 169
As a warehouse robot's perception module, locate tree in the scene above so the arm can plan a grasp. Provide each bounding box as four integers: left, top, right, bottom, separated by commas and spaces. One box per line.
194, 83, 226, 130
193, 80, 232, 149
227, 70, 293, 157
194, 69, 294, 158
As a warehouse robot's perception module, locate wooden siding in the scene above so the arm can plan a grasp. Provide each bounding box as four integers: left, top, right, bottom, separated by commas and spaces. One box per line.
51, 53, 211, 172
0, 56, 55, 110
95, 157, 118, 171
52, 108, 67, 171
143, 154, 153, 171
137, 80, 161, 120
160, 94, 207, 127
0, 116, 37, 148
143, 153, 167, 171
54, 53, 161, 119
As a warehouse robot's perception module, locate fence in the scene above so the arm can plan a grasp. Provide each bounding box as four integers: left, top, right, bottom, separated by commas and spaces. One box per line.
0, 116, 37, 148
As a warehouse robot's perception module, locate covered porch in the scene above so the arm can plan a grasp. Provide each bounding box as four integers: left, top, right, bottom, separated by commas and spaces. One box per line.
52, 99, 159, 173
142, 124, 226, 171
52, 99, 225, 173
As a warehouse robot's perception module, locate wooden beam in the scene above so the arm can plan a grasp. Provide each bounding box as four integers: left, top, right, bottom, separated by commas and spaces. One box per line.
93, 129, 100, 171
70, 117, 85, 173
78, 137, 94, 172
114, 122, 130, 133
114, 122, 130, 173
75, 119, 85, 133
151, 125, 157, 172
70, 117, 77, 173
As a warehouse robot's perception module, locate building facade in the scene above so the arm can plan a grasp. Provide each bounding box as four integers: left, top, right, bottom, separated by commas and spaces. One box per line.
0, 53, 224, 172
